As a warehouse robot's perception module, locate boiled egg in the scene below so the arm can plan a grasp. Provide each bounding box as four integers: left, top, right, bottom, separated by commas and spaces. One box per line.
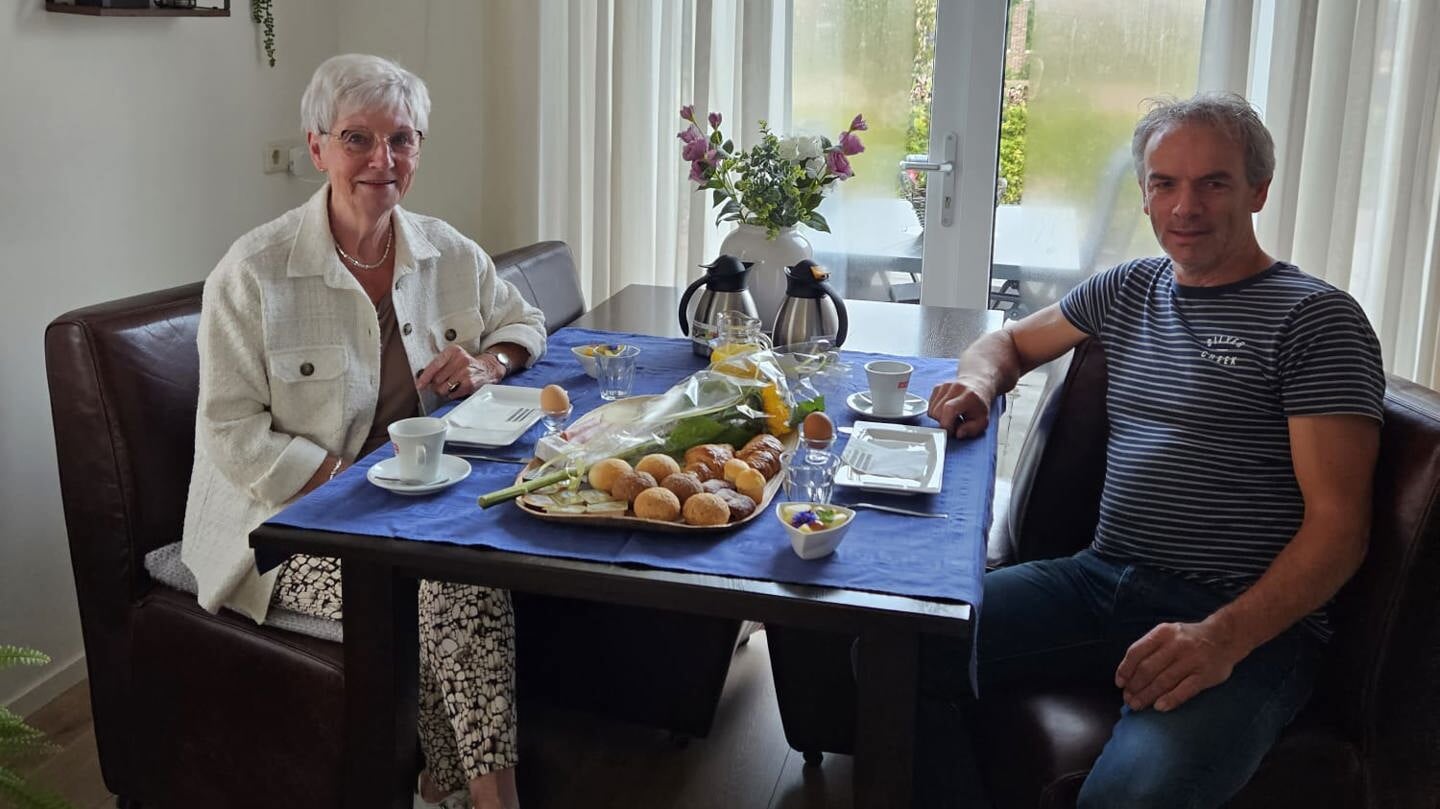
801, 411, 834, 442
540, 383, 571, 414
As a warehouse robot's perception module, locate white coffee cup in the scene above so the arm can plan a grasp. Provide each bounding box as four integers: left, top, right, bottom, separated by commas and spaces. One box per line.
388, 416, 447, 483
864, 360, 913, 416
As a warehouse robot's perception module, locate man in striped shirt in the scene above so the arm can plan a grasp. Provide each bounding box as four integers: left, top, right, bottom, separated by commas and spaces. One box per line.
922, 93, 1385, 808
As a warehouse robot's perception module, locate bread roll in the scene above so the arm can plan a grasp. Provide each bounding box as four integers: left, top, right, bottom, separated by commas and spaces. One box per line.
633, 487, 682, 521
660, 472, 704, 503
735, 468, 766, 503
611, 471, 657, 504
715, 489, 756, 522
635, 453, 682, 481
682, 492, 731, 526
588, 458, 633, 493
701, 478, 735, 495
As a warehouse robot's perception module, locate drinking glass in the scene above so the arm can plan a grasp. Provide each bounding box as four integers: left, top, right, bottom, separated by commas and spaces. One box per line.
595, 345, 641, 401
780, 449, 839, 505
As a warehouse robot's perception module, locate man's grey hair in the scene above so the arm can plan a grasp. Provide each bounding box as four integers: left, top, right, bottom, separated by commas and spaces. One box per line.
1131, 92, 1275, 187
301, 54, 431, 135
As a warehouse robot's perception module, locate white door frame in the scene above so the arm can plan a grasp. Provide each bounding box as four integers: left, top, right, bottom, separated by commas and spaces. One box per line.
919, 0, 1008, 309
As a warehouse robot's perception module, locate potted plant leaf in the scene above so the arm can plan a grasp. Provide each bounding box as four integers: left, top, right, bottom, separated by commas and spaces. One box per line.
0, 646, 73, 809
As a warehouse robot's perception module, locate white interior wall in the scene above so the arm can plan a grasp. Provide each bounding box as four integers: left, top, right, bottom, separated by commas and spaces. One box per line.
0, 0, 340, 712
335, 0, 537, 253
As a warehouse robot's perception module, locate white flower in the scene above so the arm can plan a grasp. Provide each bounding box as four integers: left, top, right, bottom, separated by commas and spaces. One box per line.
804, 157, 825, 178
776, 137, 802, 162
797, 136, 824, 160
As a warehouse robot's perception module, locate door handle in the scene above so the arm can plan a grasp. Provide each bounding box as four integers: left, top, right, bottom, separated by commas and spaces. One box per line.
896, 131, 958, 227
898, 157, 953, 174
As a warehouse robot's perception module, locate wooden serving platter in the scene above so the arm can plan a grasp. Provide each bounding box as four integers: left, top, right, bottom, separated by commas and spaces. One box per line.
513, 435, 797, 534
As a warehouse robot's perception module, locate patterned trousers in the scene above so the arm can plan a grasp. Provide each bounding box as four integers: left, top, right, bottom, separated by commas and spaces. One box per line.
273, 555, 519, 792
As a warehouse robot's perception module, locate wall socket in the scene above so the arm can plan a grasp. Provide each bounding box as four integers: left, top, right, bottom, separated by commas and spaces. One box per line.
263, 141, 292, 174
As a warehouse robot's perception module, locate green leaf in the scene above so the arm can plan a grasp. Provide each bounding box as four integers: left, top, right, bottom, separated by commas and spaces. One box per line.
789, 396, 826, 427
0, 647, 49, 671
712, 188, 726, 208
0, 766, 75, 809
722, 139, 734, 153
710, 130, 723, 145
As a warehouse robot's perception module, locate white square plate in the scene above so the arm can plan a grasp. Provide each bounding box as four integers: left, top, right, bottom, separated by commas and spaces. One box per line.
833, 420, 947, 496
442, 384, 544, 448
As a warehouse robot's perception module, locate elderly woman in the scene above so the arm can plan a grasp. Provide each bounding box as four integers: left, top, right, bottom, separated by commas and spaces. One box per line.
181, 54, 543, 809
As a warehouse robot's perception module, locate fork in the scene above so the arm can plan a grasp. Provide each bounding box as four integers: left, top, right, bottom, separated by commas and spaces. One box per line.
507, 407, 538, 423
842, 449, 874, 471
840, 501, 949, 519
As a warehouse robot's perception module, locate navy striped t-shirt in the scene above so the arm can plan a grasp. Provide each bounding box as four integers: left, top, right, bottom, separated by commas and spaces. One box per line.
1058, 257, 1386, 639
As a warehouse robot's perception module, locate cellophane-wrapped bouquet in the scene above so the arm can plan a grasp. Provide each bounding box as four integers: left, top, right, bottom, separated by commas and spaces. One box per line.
477, 345, 842, 508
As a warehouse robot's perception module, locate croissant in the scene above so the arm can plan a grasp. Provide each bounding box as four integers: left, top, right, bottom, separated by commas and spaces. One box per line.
684, 443, 735, 467
740, 434, 784, 457
683, 443, 735, 481
742, 450, 781, 481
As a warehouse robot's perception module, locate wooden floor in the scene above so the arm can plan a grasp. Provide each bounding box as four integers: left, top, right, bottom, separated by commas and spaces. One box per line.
17, 630, 853, 809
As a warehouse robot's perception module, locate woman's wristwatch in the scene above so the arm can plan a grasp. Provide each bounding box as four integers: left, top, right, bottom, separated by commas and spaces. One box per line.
482, 349, 511, 379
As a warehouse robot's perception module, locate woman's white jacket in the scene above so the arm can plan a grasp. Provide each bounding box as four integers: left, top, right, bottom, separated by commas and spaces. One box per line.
182, 185, 547, 622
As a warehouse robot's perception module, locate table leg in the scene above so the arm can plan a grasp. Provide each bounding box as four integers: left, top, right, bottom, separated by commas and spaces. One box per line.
854, 628, 918, 809
342, 559, 419, 809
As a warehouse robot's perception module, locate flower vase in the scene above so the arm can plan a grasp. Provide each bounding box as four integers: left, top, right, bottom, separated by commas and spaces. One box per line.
719, 223, 813, 331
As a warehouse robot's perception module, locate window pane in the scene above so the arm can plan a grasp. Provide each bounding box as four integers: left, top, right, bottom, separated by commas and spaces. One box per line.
792, 0, 936, 302
995, 0, 1205, 319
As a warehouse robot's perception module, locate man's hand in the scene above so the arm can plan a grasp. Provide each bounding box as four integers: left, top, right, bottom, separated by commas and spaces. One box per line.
415, 345, 503, 400
929, 304, 1088, 439
1115, 619, 1247, 712
928, 378, 994, 439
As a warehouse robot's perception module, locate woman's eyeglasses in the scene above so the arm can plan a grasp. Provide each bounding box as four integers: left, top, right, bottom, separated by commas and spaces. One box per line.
322, 128, 424, 158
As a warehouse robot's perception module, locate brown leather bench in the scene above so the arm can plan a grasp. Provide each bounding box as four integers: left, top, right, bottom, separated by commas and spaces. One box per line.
44, 241, 742, 809
766, 339, 1440, 808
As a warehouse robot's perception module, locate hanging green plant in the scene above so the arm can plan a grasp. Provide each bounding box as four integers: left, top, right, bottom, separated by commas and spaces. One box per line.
251, 0, 276, 67
0, 646, 73, 809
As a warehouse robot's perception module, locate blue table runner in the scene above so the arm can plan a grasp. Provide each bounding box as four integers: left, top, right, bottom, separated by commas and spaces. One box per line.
265, 327, 996, 609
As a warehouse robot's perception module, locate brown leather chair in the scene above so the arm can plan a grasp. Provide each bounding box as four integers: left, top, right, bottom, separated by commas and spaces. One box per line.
44, 241, 742, 809
766, 339, 1440, 808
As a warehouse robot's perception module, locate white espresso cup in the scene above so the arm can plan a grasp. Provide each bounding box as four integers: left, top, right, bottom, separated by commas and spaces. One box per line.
864, 360, 914, 417
388, 416, 447, 483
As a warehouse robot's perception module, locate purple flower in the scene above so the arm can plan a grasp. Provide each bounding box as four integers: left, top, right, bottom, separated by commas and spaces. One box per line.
826, 150, 853, 179
849, 114, 868, 132
677, 125, 702, 144
838, 130, 865, 156
682, 136, 709, 161
680, 104, 695, 122
709, 111, 723, 129
689, 160, 708, 183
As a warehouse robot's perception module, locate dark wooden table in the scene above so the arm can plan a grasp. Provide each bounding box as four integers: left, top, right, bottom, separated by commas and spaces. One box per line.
251, 284, 1002, 809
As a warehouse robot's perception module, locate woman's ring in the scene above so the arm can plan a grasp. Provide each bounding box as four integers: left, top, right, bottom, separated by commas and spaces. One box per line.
447, 380, 460, 393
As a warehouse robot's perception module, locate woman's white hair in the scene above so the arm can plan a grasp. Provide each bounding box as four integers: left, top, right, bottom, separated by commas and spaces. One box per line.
300, 53, 431, 135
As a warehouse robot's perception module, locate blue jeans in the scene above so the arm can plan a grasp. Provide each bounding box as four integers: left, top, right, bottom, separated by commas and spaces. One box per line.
916, 549, 1322, 809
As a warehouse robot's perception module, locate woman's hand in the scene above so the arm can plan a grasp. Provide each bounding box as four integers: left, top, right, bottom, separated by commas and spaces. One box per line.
416, 345, 504, 400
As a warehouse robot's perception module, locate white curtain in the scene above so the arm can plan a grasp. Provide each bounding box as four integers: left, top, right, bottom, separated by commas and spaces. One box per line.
482, 0, 789, 309
1200, 0, 1440, 388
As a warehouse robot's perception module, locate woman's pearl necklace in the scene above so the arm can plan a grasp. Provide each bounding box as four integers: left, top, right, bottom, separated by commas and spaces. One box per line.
335, 226, 393, 270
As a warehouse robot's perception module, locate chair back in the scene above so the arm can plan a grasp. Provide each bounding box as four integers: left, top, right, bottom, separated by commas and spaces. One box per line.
1004, 339, 1440, 802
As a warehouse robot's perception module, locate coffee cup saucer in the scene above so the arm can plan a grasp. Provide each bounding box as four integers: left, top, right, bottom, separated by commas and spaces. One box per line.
845, 391, 928, 421
367, 455, 472, 495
